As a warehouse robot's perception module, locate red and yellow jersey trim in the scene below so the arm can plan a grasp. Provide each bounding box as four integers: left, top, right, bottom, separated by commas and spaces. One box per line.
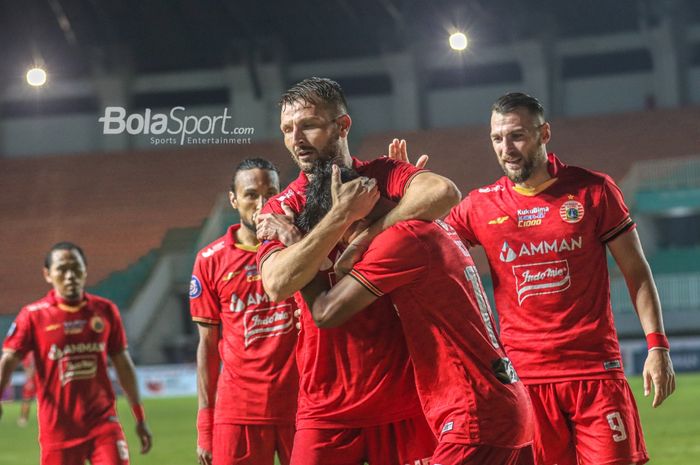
192, 316, 219, 325
512, 177, 558, 196
349, 270, 384, 297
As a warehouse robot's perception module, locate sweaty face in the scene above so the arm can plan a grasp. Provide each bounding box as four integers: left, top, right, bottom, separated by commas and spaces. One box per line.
231, 168, 280, 233
490, 109, 549, 184
280, 101, 346, 173
44, 249, 87, 302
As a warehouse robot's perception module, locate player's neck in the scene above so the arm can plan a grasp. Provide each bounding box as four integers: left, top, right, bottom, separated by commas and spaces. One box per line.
514, 165, 551, 190
235, 224, 259, 248
55, 291, 84, 306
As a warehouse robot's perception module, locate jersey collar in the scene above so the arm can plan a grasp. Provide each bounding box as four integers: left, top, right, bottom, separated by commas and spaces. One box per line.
511, 153, 563, 196
224, 224, 260, 252
48, 290, 88, 313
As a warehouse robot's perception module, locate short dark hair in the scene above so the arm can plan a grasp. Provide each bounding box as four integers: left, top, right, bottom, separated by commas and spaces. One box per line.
230, 157, 280, 193
279, 77, 348, 116
45, 242, 87, 268
492, 92, 545, 120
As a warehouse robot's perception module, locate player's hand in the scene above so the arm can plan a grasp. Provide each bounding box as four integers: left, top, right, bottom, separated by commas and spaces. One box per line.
197, 446, 213, 465
643, 349, 676, 408
136, 421, 153, 454
256, 203, 302, 246
330, 165, 379, 222
386, 138, 429, 169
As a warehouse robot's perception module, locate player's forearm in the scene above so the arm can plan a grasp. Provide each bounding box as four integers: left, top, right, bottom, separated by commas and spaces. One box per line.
196, 334, 220, 409
111, 351, 143, 406
628, 273, 666, 335
262, 207, 354, 301
0, 351, 21, 394
369, 173, 460, 238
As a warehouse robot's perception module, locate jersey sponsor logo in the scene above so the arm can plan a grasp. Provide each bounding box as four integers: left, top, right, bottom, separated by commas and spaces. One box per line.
7, 322, 16, 337
499, 242, 518, 263
560, 196, 585, 224
189, 275, 202, 299
513, 260, 571, 304
117, 440, 130, 461
201, 241, 225, 258
488, 215, 510, 225
604, 359, 622, 370
63, 320, 87, 335
276, 190, 295, 202
59, 354, 98, 385
499, 236, 583, 263
478, 185, 504, 193
27, 302, 50, 312
48, 342, 106, 360
90, 316, 105, 333
243, 303, 294, 347
453, 240, 470, 257
245, 264, 261, 282
230, 292, 270, 313
435, 219, 455, 234
45, 323, 61, 332
517, 206, 549, 228
221, 270, 242, 281
441, 421, 454, 433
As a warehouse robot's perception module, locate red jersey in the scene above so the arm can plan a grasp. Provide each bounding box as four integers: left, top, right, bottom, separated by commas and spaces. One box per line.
446, 153, 635, 383
257, 157, 425, 428
3, 290, 127, 449
351, 220, 533, 448
190, 224, 299, 424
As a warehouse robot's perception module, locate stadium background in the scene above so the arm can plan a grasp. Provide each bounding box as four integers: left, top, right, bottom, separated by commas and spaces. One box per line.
1, 0, 700, 463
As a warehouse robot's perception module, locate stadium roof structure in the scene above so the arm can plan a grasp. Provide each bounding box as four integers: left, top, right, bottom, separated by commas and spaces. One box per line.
1, 0, 699, 80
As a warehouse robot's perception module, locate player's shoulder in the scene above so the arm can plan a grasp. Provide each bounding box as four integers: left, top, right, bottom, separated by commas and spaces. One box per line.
196, 234, 228, 261
560, 161, 613, 188
468, 176, 509, 199
85, 293, 119, 311
22, 296, 52, 314
357, 156, 403, 173
263, 172, 307, 214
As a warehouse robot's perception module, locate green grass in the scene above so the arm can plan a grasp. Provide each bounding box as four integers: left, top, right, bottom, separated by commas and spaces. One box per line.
1, 373, 699, 464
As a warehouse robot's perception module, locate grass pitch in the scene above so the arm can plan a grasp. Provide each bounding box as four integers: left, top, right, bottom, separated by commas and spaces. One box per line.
1, 373, 699, 465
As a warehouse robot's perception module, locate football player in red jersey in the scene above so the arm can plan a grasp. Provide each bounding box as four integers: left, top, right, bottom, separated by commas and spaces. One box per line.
255, 77, 461, 465
190, 158, 300, 465
294, 186, 536, 465
1, 242, 152, 465
433, 92, 675, 465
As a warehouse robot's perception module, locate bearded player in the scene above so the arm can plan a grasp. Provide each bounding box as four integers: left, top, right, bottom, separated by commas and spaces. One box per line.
439, 92, 675, 465
190, 158, 299, 465
256, 77, 460, 465
0, 242, 152, 465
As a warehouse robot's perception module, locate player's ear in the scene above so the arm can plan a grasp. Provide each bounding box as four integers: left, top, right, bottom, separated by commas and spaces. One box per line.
229, 191, 239, 211
337, 114, 351, 138
43, 267, 51, 284
540, 122, 551, 144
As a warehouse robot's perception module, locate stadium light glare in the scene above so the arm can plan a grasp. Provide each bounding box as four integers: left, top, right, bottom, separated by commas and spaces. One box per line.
449, 32, 468, 51
26, 67, 47, 87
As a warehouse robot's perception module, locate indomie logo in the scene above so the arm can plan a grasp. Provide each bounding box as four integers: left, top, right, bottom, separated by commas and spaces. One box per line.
499, 236, 583, 263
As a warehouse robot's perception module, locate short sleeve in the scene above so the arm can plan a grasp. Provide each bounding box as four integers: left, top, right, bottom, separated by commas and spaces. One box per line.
445, 195, 479, 246
350, 223, 428, 296
190, 255, 222, 325
107, 302, 128, 354
595, 176, 635, 243
2, 309, 33, 355
363, 158, 426, 201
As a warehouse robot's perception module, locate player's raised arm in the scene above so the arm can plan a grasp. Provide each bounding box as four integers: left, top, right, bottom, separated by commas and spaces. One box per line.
110, 350, 153, 454
607, 229, 676, 407
260, 166, 379, 301
0, 350, 22, 420
194, 323, 220, 465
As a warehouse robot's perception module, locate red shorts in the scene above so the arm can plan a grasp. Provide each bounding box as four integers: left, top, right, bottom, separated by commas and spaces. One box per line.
290, 415, 437, 465
526, 379, 649, 465
41, 428, 129, 465
431, 442, 534, 465
212, 423, 295, 465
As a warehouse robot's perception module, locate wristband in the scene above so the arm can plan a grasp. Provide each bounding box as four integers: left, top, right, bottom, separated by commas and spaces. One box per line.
131, 403, 146, 423
646, 332, 670, 351
197, 407, 215, 451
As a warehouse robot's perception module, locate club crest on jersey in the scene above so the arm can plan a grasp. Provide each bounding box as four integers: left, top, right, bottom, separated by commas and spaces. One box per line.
560, 196, 584, 224
90, 316, 105, 333
190, 275, 202, 298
